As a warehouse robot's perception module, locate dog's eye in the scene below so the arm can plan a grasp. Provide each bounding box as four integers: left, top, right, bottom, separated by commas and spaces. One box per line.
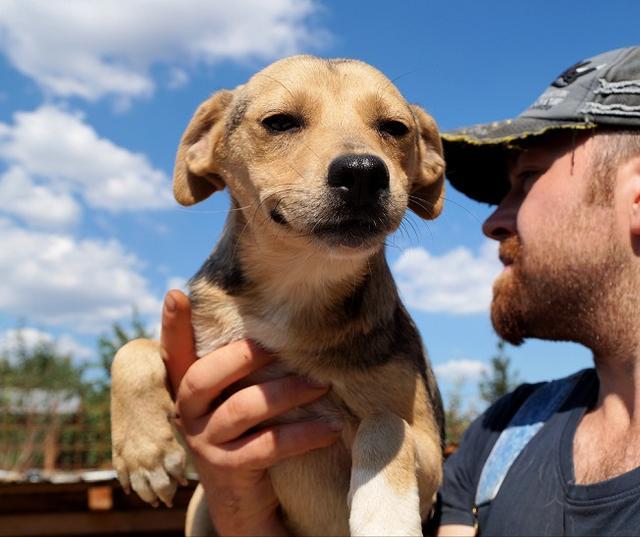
262, 114, 302, 133
378, 120, 409, 137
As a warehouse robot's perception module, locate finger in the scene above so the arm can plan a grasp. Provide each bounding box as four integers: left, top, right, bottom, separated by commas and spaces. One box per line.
222, 419, 344, 471
161, 290, 196, 396
206, 376, 329, 444
177, 339, 275, 420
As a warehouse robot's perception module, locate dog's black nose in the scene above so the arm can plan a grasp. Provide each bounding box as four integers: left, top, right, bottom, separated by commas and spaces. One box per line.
327, 154, 389, 207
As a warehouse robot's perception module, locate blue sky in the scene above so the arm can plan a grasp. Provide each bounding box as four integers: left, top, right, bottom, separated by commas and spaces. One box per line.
0, 0, 637, 405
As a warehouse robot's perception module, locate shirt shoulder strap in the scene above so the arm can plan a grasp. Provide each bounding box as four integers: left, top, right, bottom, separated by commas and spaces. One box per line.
474, 370, 585, 507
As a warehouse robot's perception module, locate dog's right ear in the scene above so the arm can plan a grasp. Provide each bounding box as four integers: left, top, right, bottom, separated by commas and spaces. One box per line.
173, 90, 234, 206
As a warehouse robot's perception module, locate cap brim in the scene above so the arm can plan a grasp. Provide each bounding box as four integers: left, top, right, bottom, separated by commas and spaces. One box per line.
442, 117, 596, 204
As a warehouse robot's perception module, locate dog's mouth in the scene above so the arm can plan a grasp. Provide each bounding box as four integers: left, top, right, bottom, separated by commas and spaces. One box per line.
270, 207, 383, 247
312, 217, 388, 248
268, 198, 392, 250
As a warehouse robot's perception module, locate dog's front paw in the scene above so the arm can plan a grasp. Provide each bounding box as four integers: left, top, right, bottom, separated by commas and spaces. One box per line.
110, 338, 188, 507
112, 426, 187, 507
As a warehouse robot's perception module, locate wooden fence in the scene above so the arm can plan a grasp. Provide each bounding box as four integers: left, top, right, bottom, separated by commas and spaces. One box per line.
0, 403, 197, 536
0, 409, 111, 473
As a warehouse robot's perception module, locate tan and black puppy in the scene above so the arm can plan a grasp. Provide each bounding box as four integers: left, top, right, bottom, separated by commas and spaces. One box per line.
111, 55, 445, 537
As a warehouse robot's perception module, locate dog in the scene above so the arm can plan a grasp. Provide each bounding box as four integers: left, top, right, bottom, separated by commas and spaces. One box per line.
111, 55, 445, 536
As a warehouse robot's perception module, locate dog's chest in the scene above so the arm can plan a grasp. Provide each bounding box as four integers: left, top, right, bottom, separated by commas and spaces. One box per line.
191, 294, 294, 358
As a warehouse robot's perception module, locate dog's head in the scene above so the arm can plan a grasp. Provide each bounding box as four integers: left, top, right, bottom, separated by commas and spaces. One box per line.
174, 56, 444, 255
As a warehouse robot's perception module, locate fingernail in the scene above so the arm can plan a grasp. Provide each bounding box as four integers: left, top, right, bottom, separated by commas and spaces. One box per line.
164, 293, 176, 312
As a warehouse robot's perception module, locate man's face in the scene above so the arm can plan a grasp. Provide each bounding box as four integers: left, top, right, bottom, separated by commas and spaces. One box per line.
483, 133, 627, 346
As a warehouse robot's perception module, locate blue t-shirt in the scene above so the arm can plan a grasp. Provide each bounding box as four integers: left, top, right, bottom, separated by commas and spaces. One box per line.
439, 368, 640, 536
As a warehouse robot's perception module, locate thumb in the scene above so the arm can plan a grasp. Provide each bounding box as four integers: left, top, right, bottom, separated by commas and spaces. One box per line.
161, 289, 197, 397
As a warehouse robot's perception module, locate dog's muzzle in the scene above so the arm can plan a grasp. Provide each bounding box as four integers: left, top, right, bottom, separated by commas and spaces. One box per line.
295, 154, 391, 248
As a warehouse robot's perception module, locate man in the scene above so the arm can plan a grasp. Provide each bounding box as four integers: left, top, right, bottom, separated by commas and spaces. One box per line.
437, 45, 640, 536
161, 46, 640, 535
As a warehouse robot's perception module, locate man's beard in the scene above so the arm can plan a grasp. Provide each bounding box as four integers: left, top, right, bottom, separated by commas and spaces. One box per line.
490, 236, 529, 345
490, 234, 628, 348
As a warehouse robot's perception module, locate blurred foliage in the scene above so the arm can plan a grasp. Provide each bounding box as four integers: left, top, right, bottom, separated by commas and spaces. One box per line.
0, 312, 152, 471
479, 340, 520, 405
443, 380, 479, 447
97, 309, 152, 384
0, 330, 84, 394
444, 340, 521, 447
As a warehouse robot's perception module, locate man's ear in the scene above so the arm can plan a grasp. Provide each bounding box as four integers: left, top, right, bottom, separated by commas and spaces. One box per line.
408, 105, 445, 220
626, 156, 640, 236
173, 89, 234, 206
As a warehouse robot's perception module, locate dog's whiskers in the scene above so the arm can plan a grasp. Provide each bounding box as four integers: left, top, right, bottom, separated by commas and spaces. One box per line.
406, 215, 423, 244
395, 221, 410, 245
170, 203, 252, 215
376, 69, 419, 96
438, 195, 482, 224
407, 195, 436, 219
410, 193, 482, 225
383, 237, 402, 252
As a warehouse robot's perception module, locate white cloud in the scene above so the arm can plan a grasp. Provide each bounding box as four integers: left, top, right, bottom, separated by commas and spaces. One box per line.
392, 240, 502, 314
0, 166, 81, 228
0, 0, 328, 101
167, 68, 189, 90
0, 106, 172, 214
0, 219, 162, 333
0, 327, 93, 362
435, 359, 489, 384
166, 276, 188, 293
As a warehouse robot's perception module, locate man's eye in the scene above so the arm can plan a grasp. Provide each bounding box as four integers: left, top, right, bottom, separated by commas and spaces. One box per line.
261, 114, 302, 133
519, 170, 540, 189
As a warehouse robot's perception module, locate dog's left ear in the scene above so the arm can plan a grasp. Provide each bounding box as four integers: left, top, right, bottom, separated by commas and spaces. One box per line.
408, 105, 445, 220
173, 89, 234, 206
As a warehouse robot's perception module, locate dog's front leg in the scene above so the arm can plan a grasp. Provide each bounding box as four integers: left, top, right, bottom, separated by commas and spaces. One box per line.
348, 414, 422, 537
111, 338, 187, 507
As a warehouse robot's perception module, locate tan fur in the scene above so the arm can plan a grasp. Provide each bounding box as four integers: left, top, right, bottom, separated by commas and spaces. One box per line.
111, 55, 444, 536
352, 414, 415, 494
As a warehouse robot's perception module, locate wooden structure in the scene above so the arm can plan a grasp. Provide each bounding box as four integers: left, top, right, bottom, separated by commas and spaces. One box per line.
0, 393, 111, 473
0, 478, 197, 537
0, 393, 197, 535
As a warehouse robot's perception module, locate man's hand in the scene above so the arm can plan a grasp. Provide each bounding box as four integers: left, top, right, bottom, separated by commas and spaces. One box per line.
161, 290, 343, 536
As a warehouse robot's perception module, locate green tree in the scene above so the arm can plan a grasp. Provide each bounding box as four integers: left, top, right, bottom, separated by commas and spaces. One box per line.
0, 330, 86, 471
96, 309, 153, 383
88, 310, 154, 427
1, 329, 84, 394
0, 314, 153, 472
479, 340, 520, 405
443, 380, 480, 447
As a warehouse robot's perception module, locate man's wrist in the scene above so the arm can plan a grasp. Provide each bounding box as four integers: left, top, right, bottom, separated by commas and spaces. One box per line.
212, 513, 289, 537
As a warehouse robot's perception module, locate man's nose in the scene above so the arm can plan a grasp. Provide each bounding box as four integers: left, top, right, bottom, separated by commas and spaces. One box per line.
482, 199, 517, 240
